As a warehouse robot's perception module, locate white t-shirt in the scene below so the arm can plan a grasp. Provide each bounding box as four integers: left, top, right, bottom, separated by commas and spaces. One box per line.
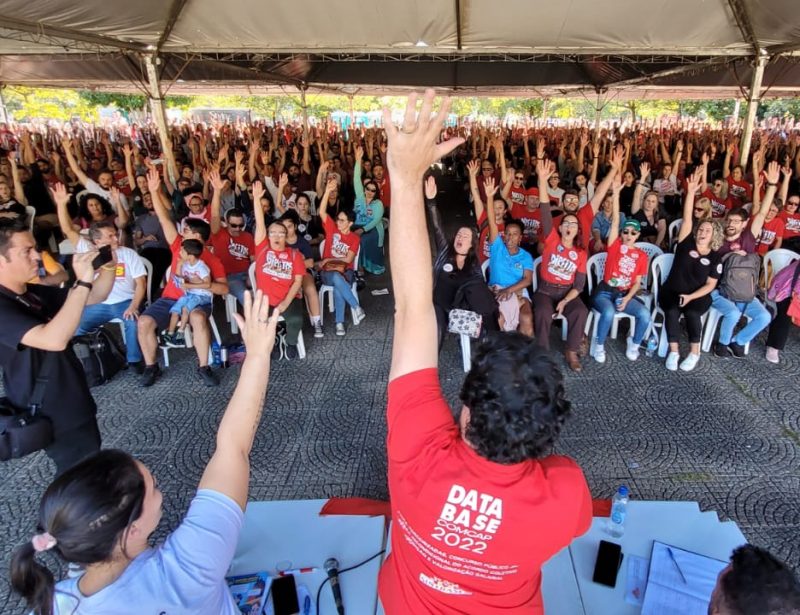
180, 259, 213, 299
53, 489, 243, 615
76, 238, 146, 305
85, 178, 129, 213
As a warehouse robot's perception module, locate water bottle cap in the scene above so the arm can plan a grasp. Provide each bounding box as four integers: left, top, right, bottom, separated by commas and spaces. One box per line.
618, 485, 629, 496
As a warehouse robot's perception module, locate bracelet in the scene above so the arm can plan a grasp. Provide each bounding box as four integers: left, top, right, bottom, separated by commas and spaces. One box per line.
73, 280, 93, 291
767, 182, 778, 187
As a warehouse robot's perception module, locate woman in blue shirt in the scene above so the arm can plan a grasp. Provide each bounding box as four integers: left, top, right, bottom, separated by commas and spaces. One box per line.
10, 291, 280, 615
353, 145, 385, 275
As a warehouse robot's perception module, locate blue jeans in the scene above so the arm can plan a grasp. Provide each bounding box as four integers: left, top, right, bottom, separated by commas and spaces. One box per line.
591, 288, 651, 346
227, 271, 249, 306
320, 269, 360, 323
76, 300, 142, 363
710, 290, 771, 345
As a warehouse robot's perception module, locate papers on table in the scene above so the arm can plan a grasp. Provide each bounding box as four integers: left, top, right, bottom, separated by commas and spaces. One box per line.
641, 542, 728, 615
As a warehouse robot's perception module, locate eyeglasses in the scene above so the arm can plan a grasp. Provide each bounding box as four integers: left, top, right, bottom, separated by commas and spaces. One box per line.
788, 200, 800, 207
564, 197, 579, 204
562, 221, 579, 228
268, 231, 286, 236
515, 175, 524, 180
365, 187, 377, 193
228, 223, 245, 229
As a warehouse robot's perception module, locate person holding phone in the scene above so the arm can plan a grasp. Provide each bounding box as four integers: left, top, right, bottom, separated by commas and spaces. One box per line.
9, 291, 281, 615
658, 166, 723, 371
0, 217, 116, 476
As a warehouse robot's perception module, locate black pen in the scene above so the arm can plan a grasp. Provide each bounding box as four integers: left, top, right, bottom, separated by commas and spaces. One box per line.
666, 547, 687, 584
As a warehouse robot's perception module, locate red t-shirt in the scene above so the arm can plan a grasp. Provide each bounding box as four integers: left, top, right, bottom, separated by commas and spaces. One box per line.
780, 211, 800, 239
211, 228, 255, 275
378, 173, 391, 209
756, 217, 785, 255
510, 204, 542, 245
322, 216, 360, 269
538, 229, 588, 287
162, 236, 226, 300
254, 241, 305, 306
477, 211, 505, 264
603, 238, 648, 290
726, 177, 752, 207
509, 186, 526, 206
113, 170, 131, 196
702, 189, 733, 219
574, 204, 595, 248
379, 369, 591, 615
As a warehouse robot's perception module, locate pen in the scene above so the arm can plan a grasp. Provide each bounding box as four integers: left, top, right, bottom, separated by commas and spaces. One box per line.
666, 547, 687, 584
278, 567, 318, 576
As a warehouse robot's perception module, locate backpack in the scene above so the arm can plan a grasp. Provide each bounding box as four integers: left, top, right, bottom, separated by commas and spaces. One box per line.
719, 251, 761, 303
71, 326, 127, 387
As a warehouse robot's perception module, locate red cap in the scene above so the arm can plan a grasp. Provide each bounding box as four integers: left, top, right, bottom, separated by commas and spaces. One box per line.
525, 187, 540, 197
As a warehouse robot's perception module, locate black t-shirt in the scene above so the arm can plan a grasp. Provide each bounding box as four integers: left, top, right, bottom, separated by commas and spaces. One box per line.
619, 185, 635, 216
297, 215, 323, 243
0, 199, 27, 218
663, 235, 723, 295
0, 285, 96, 434
632, 210, 659, 240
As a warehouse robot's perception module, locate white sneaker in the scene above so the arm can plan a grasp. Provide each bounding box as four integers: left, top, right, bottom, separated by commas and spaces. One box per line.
313, 321, 324, 339
352, 306, 366, 325
625, 338, 640, 361
679, 353, 700, 372
591, 340, 606, 364
335, 323, 346, 336
666, 352, 680, 371
765, 346, 780, 364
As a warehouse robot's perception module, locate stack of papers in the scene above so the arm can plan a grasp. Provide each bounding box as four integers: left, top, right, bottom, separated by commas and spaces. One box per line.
641, 542, 728, 615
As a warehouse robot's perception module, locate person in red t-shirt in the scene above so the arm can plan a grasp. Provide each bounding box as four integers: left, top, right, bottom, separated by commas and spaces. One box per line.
209, 170, 256, 307
379, 92, 591, 615
250, 181, 305, 360
722, 142, 753, 208
781, 193, 800, 252
702, 164, 734, 219
316, 177, 364, 336
467, 160, 507, 263
755, 201, 785, 255
510, 187, 543, 253
532, 159, 590, 372
589, 176, 651, 364
137, 169, 229, 388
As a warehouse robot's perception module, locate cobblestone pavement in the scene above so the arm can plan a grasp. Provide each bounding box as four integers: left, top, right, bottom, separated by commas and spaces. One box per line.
2, 186, 799, 613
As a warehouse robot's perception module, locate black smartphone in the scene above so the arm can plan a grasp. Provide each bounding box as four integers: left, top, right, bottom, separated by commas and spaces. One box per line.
592, 540, 623, 588
271, 574, 300, 615
91, 245, 113, 270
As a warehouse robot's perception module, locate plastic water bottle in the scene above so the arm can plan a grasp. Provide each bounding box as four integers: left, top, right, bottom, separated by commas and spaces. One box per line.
608, 486, 629, 537
211, 341, 221, 367
220, 346, 229, 369
645, 330, 658, 358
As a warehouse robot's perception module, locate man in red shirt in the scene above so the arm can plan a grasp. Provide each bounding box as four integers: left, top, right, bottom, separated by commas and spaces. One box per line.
379, 91, 592, 615
209, 170, 256, 306
137, 169, 229, 387
510, 187, 543, 254
250, 181, 305, 360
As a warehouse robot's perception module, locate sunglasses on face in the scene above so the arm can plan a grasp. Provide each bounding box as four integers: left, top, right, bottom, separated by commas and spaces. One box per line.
622, 229, 639, 235
365, 186, 377, 193
228, 223, 245, 229
515, 175, 524, 180
788, 201, 800, 207
564, 197, 579, 204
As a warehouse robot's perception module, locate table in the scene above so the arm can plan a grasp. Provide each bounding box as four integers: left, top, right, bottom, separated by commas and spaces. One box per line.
229, 499, 387, 615
569, 501, 747, 614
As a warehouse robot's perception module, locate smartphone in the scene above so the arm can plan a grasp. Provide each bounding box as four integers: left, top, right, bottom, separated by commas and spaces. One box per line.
91, 245, 113, 270
679, 295, 686, 307
592, 540, 623, 588
271, 574, 300, 615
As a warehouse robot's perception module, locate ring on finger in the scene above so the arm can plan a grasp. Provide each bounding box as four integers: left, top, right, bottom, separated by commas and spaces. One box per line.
399, 125, 417, 134
258, 318, 269, 323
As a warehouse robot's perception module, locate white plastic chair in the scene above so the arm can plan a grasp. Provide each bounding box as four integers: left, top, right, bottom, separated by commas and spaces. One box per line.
317, 238, 361, 326
224, 293, 240, 334
304, 191, 318, 215
159, 265, 224, 367
701, 307, 752, 354
633, 242, 664, 310
531, 256, 568, 341
647, 253, 674, 357
248, 262, 306, 359
586, 252, 635, 343
762, 248, 800, 294
668, 219, 682, 252
25, 205, 36, 232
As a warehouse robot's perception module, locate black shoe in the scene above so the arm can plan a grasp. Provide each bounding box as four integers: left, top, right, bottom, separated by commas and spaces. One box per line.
128, 360, 145, 375
285, 344, 299, 361
714, 343, 733, 358
729, 341, 746, 358
140, 364, 161, 387
197, 365, 220, 387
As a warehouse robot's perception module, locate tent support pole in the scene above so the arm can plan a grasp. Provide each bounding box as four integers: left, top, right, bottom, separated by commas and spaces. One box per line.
594, 91, 602, 132
541, 97, 549, 120
144, 55, 172, 168
0, 87, 8, 123
738, 54, 767, 168
732, 98, 742, 127
300, 85, 309, 141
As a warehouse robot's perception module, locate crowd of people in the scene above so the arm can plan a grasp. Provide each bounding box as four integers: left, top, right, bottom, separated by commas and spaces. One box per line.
1, 93, 800, 614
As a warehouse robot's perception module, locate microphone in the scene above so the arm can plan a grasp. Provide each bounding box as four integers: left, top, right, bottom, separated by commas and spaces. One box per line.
324, 557, 345, 615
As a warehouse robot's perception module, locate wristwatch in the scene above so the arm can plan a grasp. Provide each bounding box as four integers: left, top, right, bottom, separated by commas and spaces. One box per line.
74, 280, 93, 291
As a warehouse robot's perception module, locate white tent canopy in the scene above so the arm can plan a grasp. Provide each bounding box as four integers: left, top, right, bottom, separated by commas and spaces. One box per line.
0, 0, 799, 97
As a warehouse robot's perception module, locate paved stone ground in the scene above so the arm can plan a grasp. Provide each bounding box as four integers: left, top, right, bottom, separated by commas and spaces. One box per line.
1, 179, 799, 613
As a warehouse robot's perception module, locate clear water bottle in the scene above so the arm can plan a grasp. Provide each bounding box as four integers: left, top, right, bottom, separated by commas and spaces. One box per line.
608, 485, 629, 537
211, 341, 221, 367
220, 346, 229, 369
645, 330, 658, 358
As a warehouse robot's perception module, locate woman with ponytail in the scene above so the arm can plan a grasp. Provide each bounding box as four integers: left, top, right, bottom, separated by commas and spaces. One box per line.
10, 290, 280, 615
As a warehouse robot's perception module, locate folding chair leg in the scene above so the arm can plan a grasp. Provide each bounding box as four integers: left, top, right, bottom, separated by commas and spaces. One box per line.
297, 331, 306, 359
460, 334, 471, 372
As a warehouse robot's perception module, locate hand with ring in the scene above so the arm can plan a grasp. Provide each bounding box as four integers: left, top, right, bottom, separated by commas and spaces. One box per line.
234, 290, 281, 358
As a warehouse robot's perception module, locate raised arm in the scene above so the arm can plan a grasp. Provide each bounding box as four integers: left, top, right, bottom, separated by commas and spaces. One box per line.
353, 144, 365, 201
779, 163, 792, 206
8, 154, 28, 206
484, 177, 500, 243
146, 168, 179, 245
61, 137, 90, 187
750, 161, 780, 238
607, 173, 623, 247
631, 161, 650, 215
109, 186, 129, 229
318, 176, 337, 225
537, 158, 556, 237
251, 180, 267, 246
198, 290, 280, 510
386, 90, 463, 381
679, 167, 704, 243
588, 146, 623, 214
467, 159, 485, 220
424, 176, 448, 252
208, 169, 225, 235
722, 141, 733, 179
123, 143, 136, 191
52, 183, 81, 246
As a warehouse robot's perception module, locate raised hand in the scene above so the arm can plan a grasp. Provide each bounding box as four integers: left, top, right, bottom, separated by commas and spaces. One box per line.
424, 175, 437, 200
